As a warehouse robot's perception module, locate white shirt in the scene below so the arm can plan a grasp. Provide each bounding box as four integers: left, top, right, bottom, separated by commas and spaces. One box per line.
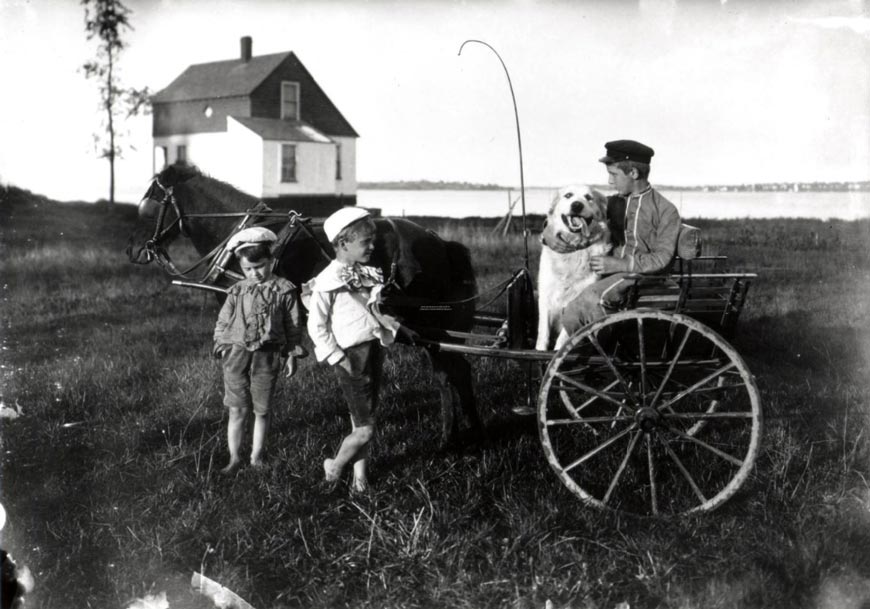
305, 260, 399, 364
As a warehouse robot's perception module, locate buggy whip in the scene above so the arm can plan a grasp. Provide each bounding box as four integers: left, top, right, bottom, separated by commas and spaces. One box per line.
458, 39, 529, 271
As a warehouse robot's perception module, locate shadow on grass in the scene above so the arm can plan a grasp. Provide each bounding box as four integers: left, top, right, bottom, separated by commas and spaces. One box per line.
737, 312, 867, 381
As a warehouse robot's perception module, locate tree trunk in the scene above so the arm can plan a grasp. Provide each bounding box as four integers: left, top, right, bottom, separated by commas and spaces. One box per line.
107, 47, 116, 207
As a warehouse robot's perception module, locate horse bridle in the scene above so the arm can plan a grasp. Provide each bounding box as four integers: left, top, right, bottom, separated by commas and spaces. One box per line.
137, 177, 190, 265
133, 176, 332, 282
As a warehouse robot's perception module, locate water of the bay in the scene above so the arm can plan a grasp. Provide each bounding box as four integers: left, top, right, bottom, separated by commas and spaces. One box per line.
358, 188, 870, 220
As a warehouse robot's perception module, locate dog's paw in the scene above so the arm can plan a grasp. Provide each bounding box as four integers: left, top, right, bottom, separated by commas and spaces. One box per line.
553, 329, 570, 350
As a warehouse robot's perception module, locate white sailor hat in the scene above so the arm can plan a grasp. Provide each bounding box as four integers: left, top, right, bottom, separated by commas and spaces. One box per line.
227, 226, 278, 254
323, 207, 371, 242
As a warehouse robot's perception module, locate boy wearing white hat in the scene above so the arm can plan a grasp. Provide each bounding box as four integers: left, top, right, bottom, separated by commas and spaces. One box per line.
213, 226, 307, 474
306, 207, 400, 494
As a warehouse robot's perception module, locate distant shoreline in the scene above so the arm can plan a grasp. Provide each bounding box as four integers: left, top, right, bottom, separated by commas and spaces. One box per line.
359, 180, 870, 193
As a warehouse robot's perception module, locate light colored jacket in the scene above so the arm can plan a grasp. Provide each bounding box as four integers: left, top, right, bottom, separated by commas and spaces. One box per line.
213, 276, 304, 355
612, 187, 681, 273
305, 260, 399, 364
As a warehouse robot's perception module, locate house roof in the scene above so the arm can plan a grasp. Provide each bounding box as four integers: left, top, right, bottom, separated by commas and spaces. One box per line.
231, 117, 333, 143
151, 52, 291, 103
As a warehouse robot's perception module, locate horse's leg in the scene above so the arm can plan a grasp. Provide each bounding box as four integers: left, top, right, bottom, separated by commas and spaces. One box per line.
424, 347, 485, 447
443, 352, 486, 443
422, 346, 457, 446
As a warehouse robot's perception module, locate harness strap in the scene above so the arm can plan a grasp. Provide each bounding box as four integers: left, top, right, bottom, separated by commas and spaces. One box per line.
383, 217, 402, 290
153, 204, 269, 281
153, 233, 234, 278
296, 220, 333, 263
381, 270, 518, 311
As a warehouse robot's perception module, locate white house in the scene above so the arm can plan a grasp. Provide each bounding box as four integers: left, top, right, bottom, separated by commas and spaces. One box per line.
150, 36, 358, 211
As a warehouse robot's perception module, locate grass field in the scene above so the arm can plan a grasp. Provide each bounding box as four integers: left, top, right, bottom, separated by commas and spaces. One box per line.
1, 184, 869, 608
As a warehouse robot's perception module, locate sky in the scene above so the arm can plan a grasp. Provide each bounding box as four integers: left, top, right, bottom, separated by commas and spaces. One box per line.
0, 0, 868, 204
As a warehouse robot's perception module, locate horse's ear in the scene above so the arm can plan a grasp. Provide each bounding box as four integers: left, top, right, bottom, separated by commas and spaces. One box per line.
156, 163, 179, 186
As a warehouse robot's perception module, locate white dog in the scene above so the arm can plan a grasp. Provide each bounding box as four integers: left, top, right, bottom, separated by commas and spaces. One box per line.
535, 184, 611, 350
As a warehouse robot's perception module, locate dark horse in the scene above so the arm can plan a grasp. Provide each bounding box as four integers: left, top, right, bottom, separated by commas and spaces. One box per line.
126, 163, 484, 446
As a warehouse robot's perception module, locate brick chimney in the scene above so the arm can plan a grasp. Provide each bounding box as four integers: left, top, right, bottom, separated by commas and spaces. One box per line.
240, 36, 252, 62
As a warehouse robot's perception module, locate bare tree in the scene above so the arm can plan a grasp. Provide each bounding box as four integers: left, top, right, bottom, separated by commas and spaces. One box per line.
82, 0, 150, 206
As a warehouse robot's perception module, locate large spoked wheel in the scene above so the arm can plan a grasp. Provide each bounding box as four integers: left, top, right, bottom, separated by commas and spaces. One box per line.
538, 309, 762, 516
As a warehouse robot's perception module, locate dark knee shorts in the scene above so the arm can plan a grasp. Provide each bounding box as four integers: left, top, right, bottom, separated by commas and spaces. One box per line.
561, 273, 632, 334
222, 346, 281, 415
334, 340, 383, 427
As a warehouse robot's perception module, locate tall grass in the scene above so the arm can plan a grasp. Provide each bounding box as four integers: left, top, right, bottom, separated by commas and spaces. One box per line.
2, 187, 869, 608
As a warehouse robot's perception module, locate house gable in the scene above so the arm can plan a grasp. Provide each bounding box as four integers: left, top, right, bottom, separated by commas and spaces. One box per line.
250, 52, 359, 138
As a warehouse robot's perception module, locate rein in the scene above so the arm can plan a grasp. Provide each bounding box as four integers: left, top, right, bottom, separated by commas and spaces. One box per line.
137, 176, 324, 281
138, 175, 509, 314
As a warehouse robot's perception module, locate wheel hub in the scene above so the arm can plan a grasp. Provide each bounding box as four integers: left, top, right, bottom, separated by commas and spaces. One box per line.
636, 406, 660, 432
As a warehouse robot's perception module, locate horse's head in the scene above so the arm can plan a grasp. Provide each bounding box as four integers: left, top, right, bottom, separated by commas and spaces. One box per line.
126, 163, 202, 264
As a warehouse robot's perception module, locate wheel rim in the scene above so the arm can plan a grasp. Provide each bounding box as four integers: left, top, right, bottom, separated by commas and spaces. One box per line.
538, 310, 762, 516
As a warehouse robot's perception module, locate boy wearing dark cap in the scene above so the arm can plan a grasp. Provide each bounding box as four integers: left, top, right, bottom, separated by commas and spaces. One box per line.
560, 140, 681, 332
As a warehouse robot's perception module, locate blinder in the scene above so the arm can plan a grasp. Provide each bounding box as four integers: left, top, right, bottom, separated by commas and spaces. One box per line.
141, 178, 191, 243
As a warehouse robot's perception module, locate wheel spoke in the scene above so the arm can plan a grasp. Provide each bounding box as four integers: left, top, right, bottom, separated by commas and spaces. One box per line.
546, 415, 634, 426
672, 382, 745, 397
588, 332, 638, 409
558, 379, 621, 419
603, 429, 643, 505
637, 317, 648, 406
655, 362, 736, 413
562, 424, 637, 473
664, 424, 744, 466
665, 411, 753, 420
660, 436, 708, 503
649, 327, 692, 409
553, 372, 629, 411
646, 435, 658, 516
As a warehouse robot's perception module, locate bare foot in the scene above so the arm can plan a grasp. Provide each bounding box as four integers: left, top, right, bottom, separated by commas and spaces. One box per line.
250, 458, 267, 470
323, 458, 340, 482
351, 477, 368, 494
220, 460, 241, 475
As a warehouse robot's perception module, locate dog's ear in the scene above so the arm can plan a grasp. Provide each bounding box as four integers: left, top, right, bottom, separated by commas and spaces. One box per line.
548, 189, 561, 214
588, 188, 608, 218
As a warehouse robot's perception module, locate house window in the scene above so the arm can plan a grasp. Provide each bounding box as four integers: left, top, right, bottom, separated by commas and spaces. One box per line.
281, 144, 297, 182
176, 145, 187, 164
155, 146, 167, 169
281, 82, 300, 120
335, 142, 342, 180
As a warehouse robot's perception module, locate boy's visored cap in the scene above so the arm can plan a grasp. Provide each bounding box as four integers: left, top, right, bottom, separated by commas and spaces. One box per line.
227, 226, 278, 253
324, 207, 371, 242
599, 140, 655, 164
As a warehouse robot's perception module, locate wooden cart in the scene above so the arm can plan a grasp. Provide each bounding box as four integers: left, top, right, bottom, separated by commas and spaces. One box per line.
408, 257, 761, 517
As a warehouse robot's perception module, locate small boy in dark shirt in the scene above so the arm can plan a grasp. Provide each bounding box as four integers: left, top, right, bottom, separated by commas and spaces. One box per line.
213, 227, 306, 473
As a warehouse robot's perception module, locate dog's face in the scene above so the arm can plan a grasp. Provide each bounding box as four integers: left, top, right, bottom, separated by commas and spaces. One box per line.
542, 184, 609, 252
